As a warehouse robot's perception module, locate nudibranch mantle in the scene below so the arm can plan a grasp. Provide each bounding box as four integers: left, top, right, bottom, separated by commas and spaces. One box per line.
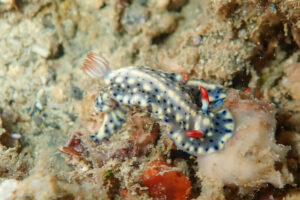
82, 52, 235, 156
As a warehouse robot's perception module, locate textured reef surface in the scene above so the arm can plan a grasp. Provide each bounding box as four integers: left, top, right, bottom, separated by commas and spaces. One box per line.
0, 0, 300, 199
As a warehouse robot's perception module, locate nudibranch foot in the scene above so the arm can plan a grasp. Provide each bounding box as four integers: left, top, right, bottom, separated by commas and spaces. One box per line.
90, 106, 127, 142
94, 93, 117, 113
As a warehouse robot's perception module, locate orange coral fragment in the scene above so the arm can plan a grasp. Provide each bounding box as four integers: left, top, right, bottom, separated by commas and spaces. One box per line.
142, 160, 191, 200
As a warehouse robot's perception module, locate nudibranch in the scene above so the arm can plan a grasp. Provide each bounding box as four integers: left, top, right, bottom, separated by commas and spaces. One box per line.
81, 52, 235, 156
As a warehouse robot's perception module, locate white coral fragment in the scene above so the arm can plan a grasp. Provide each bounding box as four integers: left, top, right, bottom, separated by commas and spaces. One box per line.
197, 89, 293, 193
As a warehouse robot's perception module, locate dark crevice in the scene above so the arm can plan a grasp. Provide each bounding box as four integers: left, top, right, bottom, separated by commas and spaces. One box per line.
152, 33, 171, 45
169, 150, 201, 199
230, 70, 251, 90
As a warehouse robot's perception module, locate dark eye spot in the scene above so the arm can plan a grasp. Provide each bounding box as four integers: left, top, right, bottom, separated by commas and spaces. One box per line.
127, 86, 130, 89
207, 89, 211, 92
150, 82, 153, 85
120, 99, 123, 103
205, 147, 209, 152
221, 141, 224, 144
113, 93, 117, 97
214, 146, 219, 150
222, 110, 227, 115
209, 139, 213, 143
170, 104, 174, 108
215, 95, 219, 99
125, 76, 129, 80
154, 88, 159, 92
177, 106, 181, 110
142, 90, 145, 93
137, 83, 141, 86
138, 101, 141, 104
163, 99, 167, 103
109, 119, 113, 123
164, 118, 169, 122
216, 122, 220, 126
170, 131, 174, 134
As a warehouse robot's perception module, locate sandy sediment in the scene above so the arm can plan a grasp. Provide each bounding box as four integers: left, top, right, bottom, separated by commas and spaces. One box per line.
0, 0, 300, 199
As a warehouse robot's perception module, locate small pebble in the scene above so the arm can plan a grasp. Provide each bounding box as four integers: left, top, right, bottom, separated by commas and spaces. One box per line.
33, 115, 43, 127
62, 19, 76, 39
40, 95, 48, 106
69, 86, 83, 100
10, 133, 21, 139
52, 86, 65, 102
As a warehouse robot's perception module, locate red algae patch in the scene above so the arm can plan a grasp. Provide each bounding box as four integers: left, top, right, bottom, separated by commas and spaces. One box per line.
142, 160, 191, 200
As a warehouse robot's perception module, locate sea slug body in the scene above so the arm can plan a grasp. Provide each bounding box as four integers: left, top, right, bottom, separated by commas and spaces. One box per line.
81, 52, 235, 156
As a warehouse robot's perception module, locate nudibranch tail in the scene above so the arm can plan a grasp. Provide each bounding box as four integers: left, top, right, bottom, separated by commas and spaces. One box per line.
81, 52, 110, 79
171, 109, 235, 156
